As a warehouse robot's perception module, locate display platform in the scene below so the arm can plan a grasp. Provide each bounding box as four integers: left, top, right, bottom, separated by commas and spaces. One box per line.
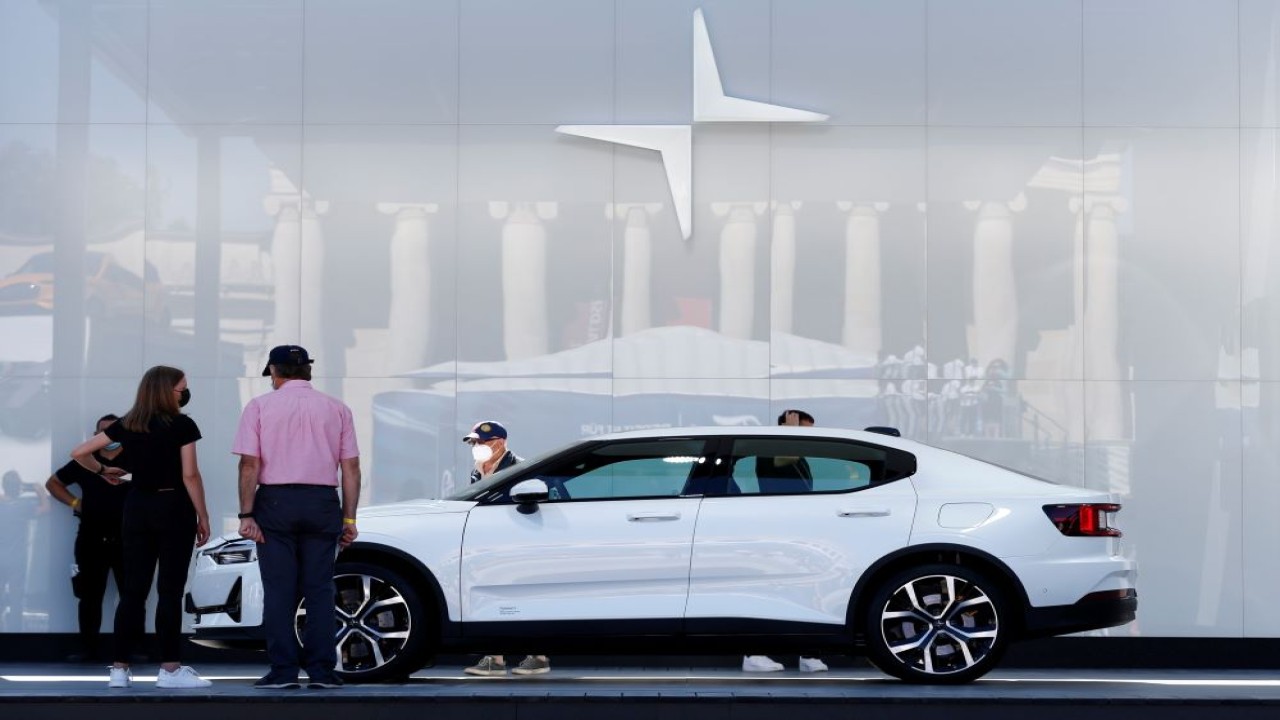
1, 663, 1278, 720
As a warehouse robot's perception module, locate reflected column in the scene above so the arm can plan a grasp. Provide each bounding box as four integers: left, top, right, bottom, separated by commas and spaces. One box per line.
266, 202, 300, 344
714, 202, 766, 340
966, 195, 1025, 368
616, 204, 659, 336
1085, 196, 1126, 441
264, 170, 327, 349
491, 201, 555, 360
838, 201, 888, 354
770, 202, 799, 335
378, 202, 438, 372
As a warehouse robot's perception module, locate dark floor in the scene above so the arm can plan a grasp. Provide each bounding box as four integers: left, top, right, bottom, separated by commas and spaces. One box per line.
2, 664, 1278, 719
3, 662, 1280, 699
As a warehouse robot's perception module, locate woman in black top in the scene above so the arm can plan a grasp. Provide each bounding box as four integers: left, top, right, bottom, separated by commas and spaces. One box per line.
71, 366, 212, 689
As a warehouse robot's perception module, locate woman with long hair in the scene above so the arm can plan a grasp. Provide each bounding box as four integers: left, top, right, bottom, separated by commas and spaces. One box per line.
71, 365, 212, 689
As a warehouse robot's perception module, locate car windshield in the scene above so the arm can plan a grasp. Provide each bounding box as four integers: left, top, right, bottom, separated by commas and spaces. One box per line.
445, 442, 582, 501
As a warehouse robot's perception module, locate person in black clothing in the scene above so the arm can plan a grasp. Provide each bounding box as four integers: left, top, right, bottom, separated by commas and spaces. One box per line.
71, 365, 212, 689
742, 409, 829, 674
46, 414, 131, 662
754, 409, 816, 494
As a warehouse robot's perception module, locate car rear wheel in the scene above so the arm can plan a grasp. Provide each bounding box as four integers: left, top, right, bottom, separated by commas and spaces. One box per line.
864, 563, 1010, 684
295, 561, 430, 683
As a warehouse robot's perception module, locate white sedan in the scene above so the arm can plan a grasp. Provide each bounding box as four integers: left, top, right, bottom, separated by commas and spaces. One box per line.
187, 426, 1136, 684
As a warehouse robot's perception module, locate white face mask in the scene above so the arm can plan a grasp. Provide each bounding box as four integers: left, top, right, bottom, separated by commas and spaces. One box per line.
471, 444, 494, 463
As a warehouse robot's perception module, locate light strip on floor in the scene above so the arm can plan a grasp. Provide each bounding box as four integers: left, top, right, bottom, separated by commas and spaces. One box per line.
1, 675, 258, 682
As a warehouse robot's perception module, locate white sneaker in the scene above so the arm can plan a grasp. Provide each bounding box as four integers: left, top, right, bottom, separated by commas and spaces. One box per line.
155, 666, 212, 689
108, 666, 132, 688
799, 657, 828, 673
742, 655, 784, 672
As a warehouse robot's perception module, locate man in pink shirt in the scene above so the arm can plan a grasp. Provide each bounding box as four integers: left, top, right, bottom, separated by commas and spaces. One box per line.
232, 345, 361, 690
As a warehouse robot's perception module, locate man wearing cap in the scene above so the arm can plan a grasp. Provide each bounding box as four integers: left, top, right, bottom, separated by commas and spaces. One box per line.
461, 422, 549, 676
464, 421, 520, 485
233, 345, 361, 690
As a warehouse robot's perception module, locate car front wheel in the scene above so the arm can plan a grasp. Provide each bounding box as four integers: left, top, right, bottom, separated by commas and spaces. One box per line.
864, 564, 1010, 684
295, 561, 430, 683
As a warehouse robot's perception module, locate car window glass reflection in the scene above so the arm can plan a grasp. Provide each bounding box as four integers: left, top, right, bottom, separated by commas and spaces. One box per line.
536, 439, 706, 502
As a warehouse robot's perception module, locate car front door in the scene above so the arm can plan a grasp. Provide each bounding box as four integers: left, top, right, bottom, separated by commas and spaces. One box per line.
460, 437, 713, 632
685, 436, 918, 630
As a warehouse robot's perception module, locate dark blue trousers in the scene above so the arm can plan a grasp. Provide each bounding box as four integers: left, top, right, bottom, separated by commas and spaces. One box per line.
255, 484, 342, 678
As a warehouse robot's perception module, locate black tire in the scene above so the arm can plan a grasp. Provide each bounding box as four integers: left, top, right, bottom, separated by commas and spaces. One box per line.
863, 563, 1010, 684
294, 561, 432, 683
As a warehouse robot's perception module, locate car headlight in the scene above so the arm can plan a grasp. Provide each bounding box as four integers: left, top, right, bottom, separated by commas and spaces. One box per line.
201, 539, 257, 565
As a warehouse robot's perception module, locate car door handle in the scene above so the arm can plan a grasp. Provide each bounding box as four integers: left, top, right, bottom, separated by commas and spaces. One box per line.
838, 508, 891, 518
627, 512, 682, 522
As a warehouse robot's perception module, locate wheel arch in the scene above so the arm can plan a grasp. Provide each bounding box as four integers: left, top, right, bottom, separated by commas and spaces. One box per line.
846, 543, 1031, 644
339, 542, 454, 638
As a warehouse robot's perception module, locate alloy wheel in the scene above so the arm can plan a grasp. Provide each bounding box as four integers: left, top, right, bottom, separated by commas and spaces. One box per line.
295, 572, 414, 674
878, 573, 1000, 676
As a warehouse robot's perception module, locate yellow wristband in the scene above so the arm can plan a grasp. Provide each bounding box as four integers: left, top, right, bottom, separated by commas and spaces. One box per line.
70, 498, 81, 510
343, 518, 356, 525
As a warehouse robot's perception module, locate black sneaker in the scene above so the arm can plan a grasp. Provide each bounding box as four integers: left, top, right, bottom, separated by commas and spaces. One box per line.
307, 673, 344, 689
254, 672, 301, 689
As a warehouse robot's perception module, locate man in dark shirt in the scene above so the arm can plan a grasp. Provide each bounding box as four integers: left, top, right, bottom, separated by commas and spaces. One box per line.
743, 410, 828, 674
754, 409, 815, 494
46, 414, 131, 662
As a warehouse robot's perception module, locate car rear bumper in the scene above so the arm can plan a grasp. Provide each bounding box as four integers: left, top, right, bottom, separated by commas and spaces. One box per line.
1022, 589, 1138, 639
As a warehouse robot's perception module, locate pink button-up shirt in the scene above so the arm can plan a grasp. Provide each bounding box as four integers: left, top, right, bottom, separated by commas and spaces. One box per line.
232, 380, 359, 486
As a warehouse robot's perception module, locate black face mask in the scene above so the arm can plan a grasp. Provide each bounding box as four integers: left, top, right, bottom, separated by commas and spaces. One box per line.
178, 388, 191, 408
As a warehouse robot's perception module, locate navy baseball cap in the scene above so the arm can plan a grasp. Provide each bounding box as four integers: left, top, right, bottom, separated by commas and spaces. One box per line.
463, 421, 508, 443
262, 345, 315, 376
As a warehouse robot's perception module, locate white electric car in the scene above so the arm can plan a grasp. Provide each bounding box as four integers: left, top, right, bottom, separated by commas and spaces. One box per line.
187, 426, 1136, 684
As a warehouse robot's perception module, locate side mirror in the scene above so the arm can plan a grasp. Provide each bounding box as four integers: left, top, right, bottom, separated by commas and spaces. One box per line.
510, 478, 550, 506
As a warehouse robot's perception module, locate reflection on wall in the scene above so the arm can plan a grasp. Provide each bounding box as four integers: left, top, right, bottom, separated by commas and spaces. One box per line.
0, 0, 1270, 639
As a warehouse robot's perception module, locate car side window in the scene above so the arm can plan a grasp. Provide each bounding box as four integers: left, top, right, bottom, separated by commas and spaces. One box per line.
532, 439, 709, 502
725, 438, 910, 496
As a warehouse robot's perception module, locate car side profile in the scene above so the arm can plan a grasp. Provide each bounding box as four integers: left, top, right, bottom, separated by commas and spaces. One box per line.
188, 426, 1136, 684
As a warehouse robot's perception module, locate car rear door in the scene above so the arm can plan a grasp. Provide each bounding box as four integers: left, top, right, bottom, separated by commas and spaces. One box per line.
685, 436, 918, 630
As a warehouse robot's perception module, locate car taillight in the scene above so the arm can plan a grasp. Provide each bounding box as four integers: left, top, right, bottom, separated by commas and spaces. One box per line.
1042, 503, 1121, 537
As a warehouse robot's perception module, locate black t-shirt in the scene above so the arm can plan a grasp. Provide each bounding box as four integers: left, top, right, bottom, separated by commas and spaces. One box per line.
104, 415, 202, 492
55, 451, 131, 535
755, 456, 813, 493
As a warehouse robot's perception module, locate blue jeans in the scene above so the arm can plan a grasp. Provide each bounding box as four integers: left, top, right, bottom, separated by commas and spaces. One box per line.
255, 484, 342, 678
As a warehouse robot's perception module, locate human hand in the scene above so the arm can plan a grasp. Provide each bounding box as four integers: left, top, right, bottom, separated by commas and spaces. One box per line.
239, 518, 264, 544
100, 466, 126, 480
340, 522, 358, 549
195, 515, 210, 546
783, 410, 800, 426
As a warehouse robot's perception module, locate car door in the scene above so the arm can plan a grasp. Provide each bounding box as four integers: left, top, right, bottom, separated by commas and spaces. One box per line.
460, 437, 713, 632
685, 436, 918, 630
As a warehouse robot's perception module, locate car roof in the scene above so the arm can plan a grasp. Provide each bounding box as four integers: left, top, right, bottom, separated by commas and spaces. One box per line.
591, 425, 923, 452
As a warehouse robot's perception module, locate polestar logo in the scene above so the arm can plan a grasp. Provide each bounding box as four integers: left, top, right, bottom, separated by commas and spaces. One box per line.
556, 8, 827, 240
